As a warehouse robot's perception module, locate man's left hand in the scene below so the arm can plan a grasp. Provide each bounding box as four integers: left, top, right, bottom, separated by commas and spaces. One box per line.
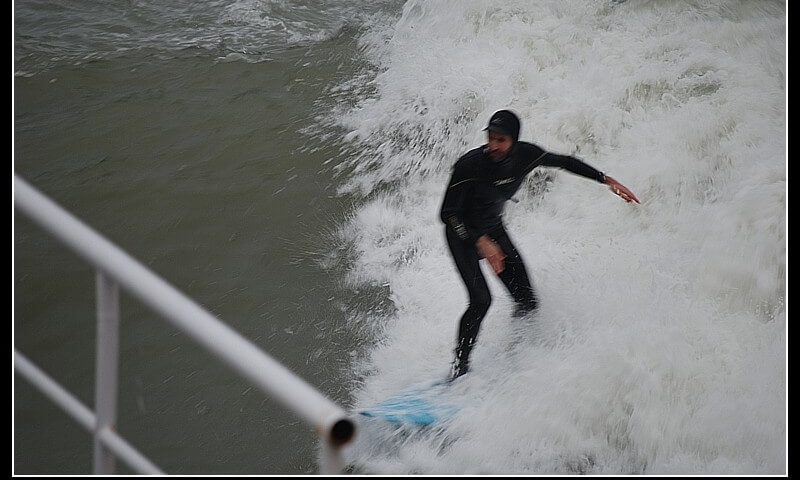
604, 175, 640, 204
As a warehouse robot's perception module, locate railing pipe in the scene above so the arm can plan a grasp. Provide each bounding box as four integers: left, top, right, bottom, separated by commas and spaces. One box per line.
14, 352, 164, 475
14, 175, 355, 449
14, 174, 356, 474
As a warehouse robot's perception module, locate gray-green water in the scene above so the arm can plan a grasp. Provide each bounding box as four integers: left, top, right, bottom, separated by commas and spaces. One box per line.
14, 0, 397, 474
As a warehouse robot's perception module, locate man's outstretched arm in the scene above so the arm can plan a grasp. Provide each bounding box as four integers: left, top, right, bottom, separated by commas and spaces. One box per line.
539, 151, 640, 204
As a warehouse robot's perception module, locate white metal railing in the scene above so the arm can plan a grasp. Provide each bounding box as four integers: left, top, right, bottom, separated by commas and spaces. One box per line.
14, 352, 164, 474
13, 175, 356, 474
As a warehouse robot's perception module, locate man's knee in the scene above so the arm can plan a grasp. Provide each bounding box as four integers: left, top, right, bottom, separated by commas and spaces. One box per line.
468, 294, 491, 315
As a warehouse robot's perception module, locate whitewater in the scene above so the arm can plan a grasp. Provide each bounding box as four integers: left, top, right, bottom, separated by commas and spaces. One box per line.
322, 0, 785, 474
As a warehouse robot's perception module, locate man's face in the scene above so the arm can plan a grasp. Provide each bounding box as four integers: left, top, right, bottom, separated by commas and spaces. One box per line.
487, 131, 514, 162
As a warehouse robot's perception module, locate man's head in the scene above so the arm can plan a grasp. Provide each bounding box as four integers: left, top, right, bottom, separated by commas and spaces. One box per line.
484, 110, 520, 161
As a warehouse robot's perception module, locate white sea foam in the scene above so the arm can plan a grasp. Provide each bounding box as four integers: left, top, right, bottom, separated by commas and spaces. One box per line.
328, 0, 785, 474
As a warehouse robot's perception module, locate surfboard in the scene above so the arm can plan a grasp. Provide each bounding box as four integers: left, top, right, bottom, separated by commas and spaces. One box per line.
357, 380, 460, 426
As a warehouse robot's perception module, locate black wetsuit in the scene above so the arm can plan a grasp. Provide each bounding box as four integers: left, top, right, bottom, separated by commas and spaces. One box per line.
440, 141, 606, 379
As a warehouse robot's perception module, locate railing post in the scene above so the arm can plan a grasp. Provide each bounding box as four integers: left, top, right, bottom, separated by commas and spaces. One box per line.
318, 438, 343, 475
94, 271, 120, 475
15, 352, 165, 474
15, 175, 357, 474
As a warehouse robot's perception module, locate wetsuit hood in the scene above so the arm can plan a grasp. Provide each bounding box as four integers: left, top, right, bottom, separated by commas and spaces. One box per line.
483, 110, 521, 143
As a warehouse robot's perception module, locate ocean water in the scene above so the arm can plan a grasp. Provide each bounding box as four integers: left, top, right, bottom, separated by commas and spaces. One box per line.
14, 0, 786, 475
14, 0, 397, 474
327, 0, 786, 475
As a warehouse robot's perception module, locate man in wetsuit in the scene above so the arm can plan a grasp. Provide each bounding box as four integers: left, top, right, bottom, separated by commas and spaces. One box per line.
440, 110, 639, 380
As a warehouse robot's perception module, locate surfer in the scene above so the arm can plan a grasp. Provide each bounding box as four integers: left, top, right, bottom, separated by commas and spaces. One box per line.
440, 109, 639, 380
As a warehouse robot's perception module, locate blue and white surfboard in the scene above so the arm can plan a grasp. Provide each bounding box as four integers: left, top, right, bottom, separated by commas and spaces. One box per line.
358, 381, 460, 425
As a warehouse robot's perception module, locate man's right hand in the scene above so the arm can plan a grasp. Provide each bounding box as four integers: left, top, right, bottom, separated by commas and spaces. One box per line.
475, 235, 506, 273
